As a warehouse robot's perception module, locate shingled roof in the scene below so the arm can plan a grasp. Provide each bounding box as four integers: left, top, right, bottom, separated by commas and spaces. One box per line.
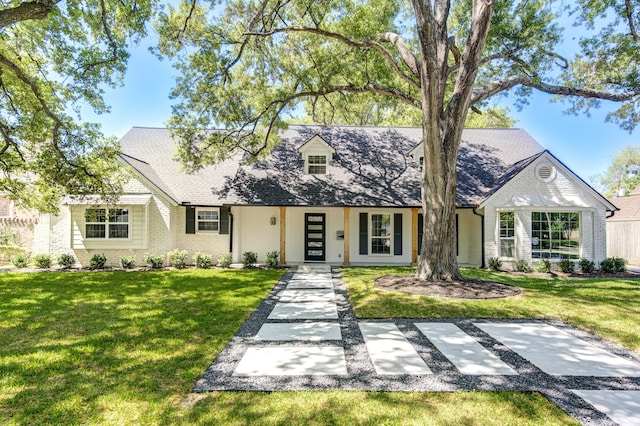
607, 183, 640, 222
118, 125, 545, 207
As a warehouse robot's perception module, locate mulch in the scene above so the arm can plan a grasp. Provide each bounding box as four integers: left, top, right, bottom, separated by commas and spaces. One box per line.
374, 275, 522, 299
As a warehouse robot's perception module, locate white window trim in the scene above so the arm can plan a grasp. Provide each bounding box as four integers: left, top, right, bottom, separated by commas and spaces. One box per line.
196, 207, 220, 233
84, 207, 131, 241
370, 212, 393, 256
305, 154, 328, 175
498, 211, 516, 259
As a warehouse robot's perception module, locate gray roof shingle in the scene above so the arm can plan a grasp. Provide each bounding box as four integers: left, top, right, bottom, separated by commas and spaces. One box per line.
119, 125, 545, 207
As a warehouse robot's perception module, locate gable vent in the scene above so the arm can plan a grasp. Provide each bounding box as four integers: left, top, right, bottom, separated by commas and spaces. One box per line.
538, 165, 552, 179
535, 163, 556, 182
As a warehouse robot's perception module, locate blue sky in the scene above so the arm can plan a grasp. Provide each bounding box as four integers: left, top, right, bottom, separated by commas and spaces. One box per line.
85, 42, 639, 188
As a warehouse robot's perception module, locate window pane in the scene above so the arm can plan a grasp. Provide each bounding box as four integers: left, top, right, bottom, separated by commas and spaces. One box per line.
531, 211, 580, 259
109, 224, 129, 239
308, 165, 326, 174
109, 209, 129, 223
198, 221, 219, 231
197, 210, 218, 220
308, 155, 326, 165
85, 209, 106, 223
371, 214, 391, 254
500, 239, 515, 258
86, 224, 106, 238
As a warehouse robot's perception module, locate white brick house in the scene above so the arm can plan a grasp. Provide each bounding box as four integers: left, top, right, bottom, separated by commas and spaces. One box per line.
33, 125, 616, 268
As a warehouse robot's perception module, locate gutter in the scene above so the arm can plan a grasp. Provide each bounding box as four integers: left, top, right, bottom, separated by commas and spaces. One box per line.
472, 207, 485, 269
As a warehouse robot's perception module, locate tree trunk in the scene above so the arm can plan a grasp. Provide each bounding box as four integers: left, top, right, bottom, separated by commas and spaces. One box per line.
415, 128, 462, 281
413, 0, 494, 281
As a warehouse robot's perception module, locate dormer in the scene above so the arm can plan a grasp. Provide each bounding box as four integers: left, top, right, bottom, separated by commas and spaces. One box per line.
297, 135, 335, 175
409, 141, 424, 170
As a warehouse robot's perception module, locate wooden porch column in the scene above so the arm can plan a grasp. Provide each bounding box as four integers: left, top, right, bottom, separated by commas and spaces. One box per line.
411, 207, 418, 265
279, 206, 286, 265
343, 207, 350, 265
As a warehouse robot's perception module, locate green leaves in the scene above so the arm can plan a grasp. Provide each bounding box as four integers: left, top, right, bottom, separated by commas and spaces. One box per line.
0, 0, 158, 212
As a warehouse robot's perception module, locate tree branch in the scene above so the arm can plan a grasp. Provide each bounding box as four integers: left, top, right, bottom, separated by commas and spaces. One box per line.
0, 0, 57, 29
242, 26, 421, 89
471, 73, 640, 105
378, 32, 420, 78
625, 0, 638, 41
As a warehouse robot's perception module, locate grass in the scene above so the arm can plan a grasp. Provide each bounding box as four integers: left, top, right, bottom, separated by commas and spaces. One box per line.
341, 266, 640, 352
0, 269, 576, 425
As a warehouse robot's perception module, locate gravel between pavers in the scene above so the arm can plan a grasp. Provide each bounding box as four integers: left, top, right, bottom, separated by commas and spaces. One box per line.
193, 268, 640, 426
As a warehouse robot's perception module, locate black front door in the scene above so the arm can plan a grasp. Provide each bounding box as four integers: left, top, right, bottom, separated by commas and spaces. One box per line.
304, 213, 326, 261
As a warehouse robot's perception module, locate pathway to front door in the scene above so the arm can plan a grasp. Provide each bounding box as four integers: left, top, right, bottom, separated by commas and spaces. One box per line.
194, 265, 640, 426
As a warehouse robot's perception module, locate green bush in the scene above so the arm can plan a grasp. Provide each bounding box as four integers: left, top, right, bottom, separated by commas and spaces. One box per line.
487, 257, 501, 271
535, 259, 552, 273
33, 253, 52, 269
11, 253, 28, 268
579, 258, 595, 273
57, 253, 75, 269
241, 251, 258, 268
600, 257, 627, 273
119, 255, 136, 269
143, 253, 164, 269
89, 253, 107, 269
193, 252, 212, 269
557, 259, 575, 274
168, 249, 188, 269
217, 252, 232, 268
514, 259, 531, 272
265, 251, 279, 267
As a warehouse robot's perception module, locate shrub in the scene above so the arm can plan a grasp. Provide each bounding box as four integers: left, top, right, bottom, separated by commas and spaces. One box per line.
514, 259, 531, 273
168, 249, 188, 269
143, 253, 164, 269
557, 259, 575, 274
57, 253, 75, 269
264, 250, 279, 268
579, 258, 596, 274
11, 253, 28, 268
193, 252, 212, 269
535, 259, 552, 273
600, 257, 627, 274
487, 257, 501, 271
241, 251, 258, 268
217, 252, 232, 268
89, 253, 107, 269
33, 253, 52, 269
120, 255, 136, 269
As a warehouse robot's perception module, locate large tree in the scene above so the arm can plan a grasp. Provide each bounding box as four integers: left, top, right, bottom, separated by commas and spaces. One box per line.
0, 0, 156, 212
156, 0, 640, 281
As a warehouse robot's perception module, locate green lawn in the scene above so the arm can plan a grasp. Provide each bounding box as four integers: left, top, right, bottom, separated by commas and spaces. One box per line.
341, 267, 640, 352
0, 269, 577, 425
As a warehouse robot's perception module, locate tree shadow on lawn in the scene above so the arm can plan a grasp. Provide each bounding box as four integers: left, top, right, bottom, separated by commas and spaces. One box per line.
0, 269, 282, 425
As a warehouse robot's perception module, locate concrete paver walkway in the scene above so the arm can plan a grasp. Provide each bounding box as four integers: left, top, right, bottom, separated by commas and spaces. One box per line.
195, 265, 640, 426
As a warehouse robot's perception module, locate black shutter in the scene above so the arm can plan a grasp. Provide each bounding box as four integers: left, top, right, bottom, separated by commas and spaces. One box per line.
186, 206, 196, 234
219, 206, 230, 234
394, 213, 403, 255
417, 213, 423, 255
359, 213, 368, 255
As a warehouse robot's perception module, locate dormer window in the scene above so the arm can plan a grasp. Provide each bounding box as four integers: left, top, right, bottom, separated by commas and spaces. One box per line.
308, 155, 327, 174
298, 135, 335, 176
419, 156, 424, 171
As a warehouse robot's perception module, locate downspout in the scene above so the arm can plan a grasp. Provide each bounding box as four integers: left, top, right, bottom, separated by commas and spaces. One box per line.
228, 211, 234, 254
472, 207, 485, 269
606, 210, 615, 219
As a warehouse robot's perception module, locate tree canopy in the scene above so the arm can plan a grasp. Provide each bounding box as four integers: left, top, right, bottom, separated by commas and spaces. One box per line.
0, 0, 157, 212
595, 145, 640, 198
156, 0, 638, 280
